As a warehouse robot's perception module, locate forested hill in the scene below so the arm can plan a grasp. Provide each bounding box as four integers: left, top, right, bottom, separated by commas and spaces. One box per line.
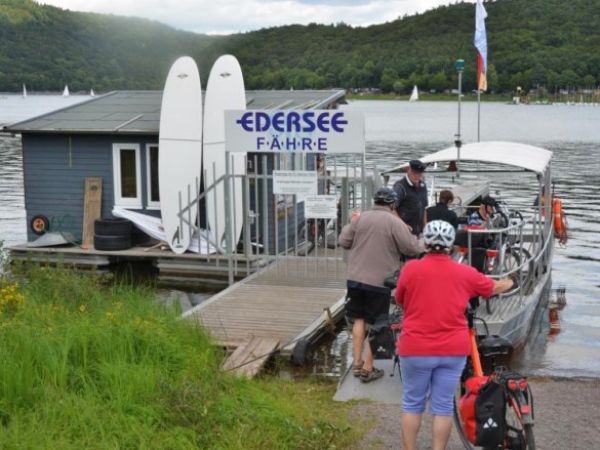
1, 0, 599, 94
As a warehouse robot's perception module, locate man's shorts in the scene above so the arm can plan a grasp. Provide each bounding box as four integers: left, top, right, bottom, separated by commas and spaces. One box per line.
345, 281, 390, 324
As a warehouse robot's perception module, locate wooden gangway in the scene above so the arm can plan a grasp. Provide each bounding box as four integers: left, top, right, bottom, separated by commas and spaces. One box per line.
182, 256, 348, 354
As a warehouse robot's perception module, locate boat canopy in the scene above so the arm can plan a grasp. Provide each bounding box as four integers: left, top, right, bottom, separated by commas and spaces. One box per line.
383, 141, 552, 175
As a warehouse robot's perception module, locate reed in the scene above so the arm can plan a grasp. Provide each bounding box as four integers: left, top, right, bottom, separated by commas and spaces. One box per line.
0, 266, 354, 449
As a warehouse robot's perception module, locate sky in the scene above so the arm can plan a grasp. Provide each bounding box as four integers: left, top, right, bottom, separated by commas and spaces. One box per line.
37, 0, 476, 35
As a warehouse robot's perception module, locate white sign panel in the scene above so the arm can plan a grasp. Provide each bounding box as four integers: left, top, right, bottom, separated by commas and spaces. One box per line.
305, 195, 338, 219
273, 170, 318, 195
225, 110, 365, 154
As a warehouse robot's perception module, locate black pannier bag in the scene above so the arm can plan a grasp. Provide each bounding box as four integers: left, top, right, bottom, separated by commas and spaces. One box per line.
368, 316, 396, 359
474, 378, 506, 447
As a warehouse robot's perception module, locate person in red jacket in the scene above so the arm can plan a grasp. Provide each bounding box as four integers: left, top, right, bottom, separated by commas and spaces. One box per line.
395, 220, 514, 450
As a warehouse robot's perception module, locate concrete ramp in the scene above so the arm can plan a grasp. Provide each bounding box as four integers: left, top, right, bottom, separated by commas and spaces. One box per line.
334, 358, 403, 405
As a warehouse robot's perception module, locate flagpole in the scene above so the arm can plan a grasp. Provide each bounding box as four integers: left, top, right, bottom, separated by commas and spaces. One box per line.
477, 89, 481, 142
455, 59, 465, 179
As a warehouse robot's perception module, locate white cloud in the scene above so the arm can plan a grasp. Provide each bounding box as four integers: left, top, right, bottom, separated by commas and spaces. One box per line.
37, 0, 468, 34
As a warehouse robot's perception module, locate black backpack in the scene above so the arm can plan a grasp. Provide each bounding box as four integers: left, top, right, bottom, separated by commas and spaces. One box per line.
368, 318, 396, 359
474, 378, 506, 447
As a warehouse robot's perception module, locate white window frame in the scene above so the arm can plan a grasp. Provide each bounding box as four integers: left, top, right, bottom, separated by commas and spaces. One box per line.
145, 143, 160, 209
112, 143, 142, 208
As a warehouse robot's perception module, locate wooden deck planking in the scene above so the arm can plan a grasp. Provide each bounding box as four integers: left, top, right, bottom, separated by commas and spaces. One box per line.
185, 256, 348, 349
222, 336, 281, 378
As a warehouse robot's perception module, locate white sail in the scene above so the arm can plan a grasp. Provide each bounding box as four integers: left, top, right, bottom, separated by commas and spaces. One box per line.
22, 84, 27, 98
89, 88, 95, 96
62, 85, 70, 96
409, 85, 419, 102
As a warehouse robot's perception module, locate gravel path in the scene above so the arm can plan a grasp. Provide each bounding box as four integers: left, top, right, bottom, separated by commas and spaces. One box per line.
348, 377, 600, 449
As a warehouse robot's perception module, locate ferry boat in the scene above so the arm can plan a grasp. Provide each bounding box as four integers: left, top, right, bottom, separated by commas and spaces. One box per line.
383, 141, 558, 348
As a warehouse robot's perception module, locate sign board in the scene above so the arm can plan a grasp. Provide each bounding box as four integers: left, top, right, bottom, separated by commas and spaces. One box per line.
305, 195, 338, 219
273, 170, 318, 195
225, 110, 365, 154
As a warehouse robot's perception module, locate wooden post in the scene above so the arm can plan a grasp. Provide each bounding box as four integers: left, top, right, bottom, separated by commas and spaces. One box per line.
81, 177, 102, 250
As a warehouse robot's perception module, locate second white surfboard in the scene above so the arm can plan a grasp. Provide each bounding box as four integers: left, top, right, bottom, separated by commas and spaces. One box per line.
203, 54, 246, 248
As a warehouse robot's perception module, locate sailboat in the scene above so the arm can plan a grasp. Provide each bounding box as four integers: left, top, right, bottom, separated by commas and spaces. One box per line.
22, 84, 27, 98
62, 85, 70, 96
409, 85, 419, 102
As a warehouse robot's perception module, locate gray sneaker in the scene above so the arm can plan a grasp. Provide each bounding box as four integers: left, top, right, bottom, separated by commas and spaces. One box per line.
360, 367, 384, 383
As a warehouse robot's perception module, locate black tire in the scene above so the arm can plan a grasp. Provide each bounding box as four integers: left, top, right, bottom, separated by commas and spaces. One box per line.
453, 398, 476, 450
94, 234, 132, 251
524, 425, 535, 450
30, 215, 50, 235
504, 397, 536, 450
94, 218, 132, 237
131, 226, 153, 246
291, 339, 310, 366
501, 247, 533, 296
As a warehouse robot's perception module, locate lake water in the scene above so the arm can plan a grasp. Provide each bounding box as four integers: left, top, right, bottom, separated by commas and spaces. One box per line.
1, 99, 599, 377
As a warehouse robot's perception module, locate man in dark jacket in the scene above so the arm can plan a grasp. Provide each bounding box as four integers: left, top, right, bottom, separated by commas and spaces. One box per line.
393, 159, 428, 236
426, 189, 458, 228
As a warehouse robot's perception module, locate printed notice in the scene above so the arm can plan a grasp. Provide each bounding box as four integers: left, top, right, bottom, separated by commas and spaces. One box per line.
305, 195, 338, 219
273, 170, 318, 195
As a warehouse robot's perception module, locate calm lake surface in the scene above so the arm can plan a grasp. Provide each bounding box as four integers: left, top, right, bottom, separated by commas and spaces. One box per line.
1, 99, 599, 377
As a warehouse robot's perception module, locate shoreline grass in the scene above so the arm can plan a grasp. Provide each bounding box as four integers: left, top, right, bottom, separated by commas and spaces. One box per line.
0, 266, 356, 449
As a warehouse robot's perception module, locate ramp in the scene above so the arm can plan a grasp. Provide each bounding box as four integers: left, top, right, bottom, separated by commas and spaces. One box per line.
182, 256, 348, 352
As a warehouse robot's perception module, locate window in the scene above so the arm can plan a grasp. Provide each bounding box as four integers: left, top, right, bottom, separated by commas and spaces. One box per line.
146, 144, 160, 208
112, 144, 142, 207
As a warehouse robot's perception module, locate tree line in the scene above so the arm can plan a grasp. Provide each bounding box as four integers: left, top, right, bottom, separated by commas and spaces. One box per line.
0, 0, 599, 95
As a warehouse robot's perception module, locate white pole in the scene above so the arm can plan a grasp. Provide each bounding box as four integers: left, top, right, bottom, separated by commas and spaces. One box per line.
477, 89, 481, 142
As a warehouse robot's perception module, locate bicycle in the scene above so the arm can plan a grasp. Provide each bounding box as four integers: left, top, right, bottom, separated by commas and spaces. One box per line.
454, 299, 536, 450
454, 203, 533, 297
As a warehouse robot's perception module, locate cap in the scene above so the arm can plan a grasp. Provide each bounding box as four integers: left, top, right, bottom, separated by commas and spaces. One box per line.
481, 195, 498, 207
409, 159, 426, 172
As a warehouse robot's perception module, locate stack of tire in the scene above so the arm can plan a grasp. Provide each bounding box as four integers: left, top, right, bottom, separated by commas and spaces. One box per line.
94, 218, 133, 251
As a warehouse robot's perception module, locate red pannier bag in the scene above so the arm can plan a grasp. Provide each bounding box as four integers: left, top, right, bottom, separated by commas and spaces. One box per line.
458, 375, 489, 444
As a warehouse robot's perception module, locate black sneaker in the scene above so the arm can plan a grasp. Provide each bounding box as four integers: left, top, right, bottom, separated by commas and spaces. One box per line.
360, 367, 384, 383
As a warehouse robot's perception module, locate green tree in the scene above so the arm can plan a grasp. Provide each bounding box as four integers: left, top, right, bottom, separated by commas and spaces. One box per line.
379, 67, 398, 92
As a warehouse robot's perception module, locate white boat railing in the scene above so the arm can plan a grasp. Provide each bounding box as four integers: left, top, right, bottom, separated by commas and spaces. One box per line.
455, 213, 550, 304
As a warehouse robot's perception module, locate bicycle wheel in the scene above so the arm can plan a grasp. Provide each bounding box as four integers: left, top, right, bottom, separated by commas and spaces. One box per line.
453, 398, 476, 450
496, 247, 533, 296
504, 397, 535, 450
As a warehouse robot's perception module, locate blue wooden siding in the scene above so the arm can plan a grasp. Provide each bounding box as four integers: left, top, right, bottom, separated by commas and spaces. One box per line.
22, 133, 157, 241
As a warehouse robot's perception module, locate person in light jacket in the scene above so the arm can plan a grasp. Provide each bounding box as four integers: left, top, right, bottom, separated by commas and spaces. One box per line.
339, 186, 424, 383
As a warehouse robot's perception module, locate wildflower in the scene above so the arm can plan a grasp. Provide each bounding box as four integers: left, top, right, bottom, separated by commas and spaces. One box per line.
79, 304, 86, 313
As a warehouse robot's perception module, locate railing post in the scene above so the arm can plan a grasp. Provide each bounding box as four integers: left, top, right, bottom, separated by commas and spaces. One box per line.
225, 150, 234, 285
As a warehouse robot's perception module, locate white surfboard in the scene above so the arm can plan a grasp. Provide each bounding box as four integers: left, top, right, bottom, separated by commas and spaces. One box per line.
203, 54, 246, 248
159, 56, 203, 254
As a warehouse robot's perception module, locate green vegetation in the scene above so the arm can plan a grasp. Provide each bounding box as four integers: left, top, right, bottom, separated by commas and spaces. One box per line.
347, 91, 512, 102
1, 0, 599, 94
0, 265, 355, 449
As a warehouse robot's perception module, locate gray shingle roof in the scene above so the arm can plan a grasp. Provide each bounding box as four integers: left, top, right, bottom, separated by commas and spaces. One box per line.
5, 89, 346, 135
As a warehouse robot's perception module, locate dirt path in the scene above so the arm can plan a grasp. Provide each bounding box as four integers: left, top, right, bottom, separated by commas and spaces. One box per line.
348, 377, 600, 449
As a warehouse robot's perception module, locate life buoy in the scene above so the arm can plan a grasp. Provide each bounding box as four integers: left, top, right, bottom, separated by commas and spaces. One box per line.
553, 198, 568, 245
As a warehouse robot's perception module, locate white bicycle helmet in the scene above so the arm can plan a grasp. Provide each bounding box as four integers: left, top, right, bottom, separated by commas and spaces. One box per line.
423, 220, 456, 251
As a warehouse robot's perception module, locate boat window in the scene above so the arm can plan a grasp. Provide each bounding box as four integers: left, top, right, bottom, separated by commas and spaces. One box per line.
112, 143, 142, 208
146, 144, 160, 208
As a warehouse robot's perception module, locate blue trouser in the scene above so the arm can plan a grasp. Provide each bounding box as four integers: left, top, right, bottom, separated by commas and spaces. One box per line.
400, 355, 466, 416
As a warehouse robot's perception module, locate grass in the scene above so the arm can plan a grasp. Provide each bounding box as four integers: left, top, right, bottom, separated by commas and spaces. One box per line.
0, 265, 356, 449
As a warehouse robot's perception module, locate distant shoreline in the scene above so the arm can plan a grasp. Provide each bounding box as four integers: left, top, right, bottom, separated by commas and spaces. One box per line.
346, 92, 600, 105
347, 92, 513, 102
